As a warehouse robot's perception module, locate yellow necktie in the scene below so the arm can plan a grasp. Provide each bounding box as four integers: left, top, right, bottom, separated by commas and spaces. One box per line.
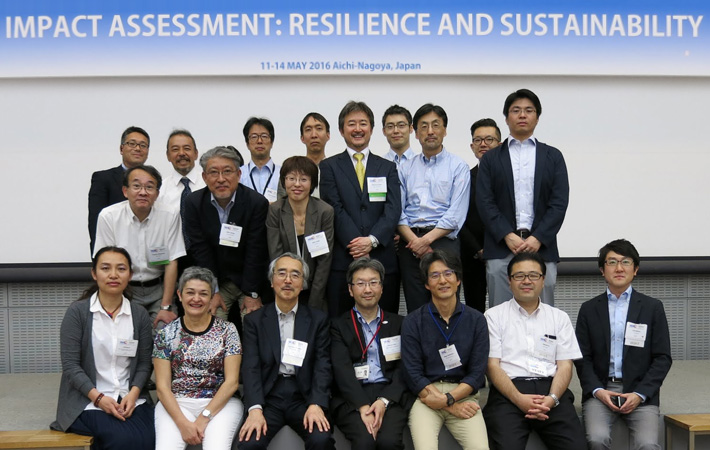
354, 153, 365, 190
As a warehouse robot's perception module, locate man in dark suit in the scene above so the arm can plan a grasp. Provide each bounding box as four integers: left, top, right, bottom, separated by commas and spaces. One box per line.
320, 101, 401, 317
183, 146, 269, 335
88, 126, 150, 252
238, 253, 335, 450
460, 118, 501, 313
476, 89, 569, 307
575, 239, 672, 450
331, 258, 413, 450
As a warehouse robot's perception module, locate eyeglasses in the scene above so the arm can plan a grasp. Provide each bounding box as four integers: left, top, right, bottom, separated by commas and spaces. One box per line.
248, 133, 272, 142
350, 280, 382, 289
275, 270, 302, 281
122, 141, 149, 150
128, 183, 157, 193
605, 259, 634, 267
510, 272, 543, 281
472, 137, 499, 146
418, 122, 443, 132
205, 169, 237, 179
509, 107, 536, 116
428, 270, 456, 281
285, 175, 310, 185
384, 122, 410, 132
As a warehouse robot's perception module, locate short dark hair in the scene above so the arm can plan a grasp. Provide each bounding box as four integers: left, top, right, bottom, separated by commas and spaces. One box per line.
166, 129, 196, 151
243, 117, 275, 143
420, 250, 462, 282
121, 126, 150, 146
280, 156, 319, 194
507, 253, 546, 277
80, 246, 133, 301
346, 257, 385, 285
503, 89, 542, 118
338, 101, 374, 132
597, 239, 640, 269
300, 112, 330, 136
470, 118, 501, 141
381, 105, 412, 127
123, 164, 162, 190
412, 104, 448, 131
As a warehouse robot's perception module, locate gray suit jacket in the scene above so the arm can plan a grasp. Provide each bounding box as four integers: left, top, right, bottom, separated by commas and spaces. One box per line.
51, 297, 153, 431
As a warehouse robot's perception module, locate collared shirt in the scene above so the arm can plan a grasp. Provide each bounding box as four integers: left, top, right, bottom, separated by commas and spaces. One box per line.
346, 147, 371, 171
94, 201, 186, 282
240, 159, 281, 200
156, 165, 205, 213
353, 306, 387, 384
398, 148, 470, 237
485, 298, 581, 379
608, 286, 633, 378
276, 301, 298, 376
210, 191, 236, 224
86, 293, 146, 410
383, 147, 416, 168
402, 301, 489, 394
508, 136, 537, 230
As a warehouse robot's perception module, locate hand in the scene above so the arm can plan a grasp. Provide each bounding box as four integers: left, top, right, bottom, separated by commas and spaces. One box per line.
358, 405, 377, 438
239, 409, 268, 442
406, 237, 433, 259
445, 401, 480, 419
421, 388, 447, 410
348, 237, 373, 259
504, 233, 525, 254
518, 236, 541, 253
514, 393, 550, 420
241, 296, 263, 315
593, 389, 621, 412
195, 415, 209, 437
96, 395, 126, 421
303, 404, 330, 433
366, 400, 387, 435
153, 308, 177, 328
210, 292, 227, 316
118, 392, 138, 418
618, 392, 643, 414
178, 419, 204, 446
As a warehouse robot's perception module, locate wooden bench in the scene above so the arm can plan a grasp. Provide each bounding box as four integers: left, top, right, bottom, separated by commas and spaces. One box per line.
665, 414, 710, 450
0, 430, 92, 450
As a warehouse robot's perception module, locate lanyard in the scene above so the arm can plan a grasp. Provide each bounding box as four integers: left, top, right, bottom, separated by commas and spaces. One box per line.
249, 164, 274, 195
351, 308, 384, 361
428, 303, 464, 346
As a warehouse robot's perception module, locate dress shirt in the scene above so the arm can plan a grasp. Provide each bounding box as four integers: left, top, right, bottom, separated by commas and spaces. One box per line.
398, 148, 470, 237
353, 306, 387, 384
156, 165, 205, 213
210, 191, 236, 224
608, 286, 632, 378
94, 201, 186, 282
240, 159, 281, 199
277, 302, 298, 376
507, 136, 537, 230
402, 302, 489, 394
346, 147, 371, 171
383, 148, 416, 167
485, 298, 581, 379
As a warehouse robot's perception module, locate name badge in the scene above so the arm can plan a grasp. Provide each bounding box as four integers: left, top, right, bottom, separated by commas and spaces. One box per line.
219, 223, 242, 247
533, 335, 556, 362
367, 177, 387, 202
380, 335, 401, 361
282, 338, 308, 367
354, 362, 370, 380
305, 231, 330, 257
625, 322, 648, 348
265, 188, 278, 203
115, 338, 138, 357
438, 344, 462, 370
527, 358, 549, 377
148, 246, 169, 266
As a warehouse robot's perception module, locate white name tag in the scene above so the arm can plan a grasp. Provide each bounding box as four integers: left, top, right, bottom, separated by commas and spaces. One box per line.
381, 335, 401, 361
305, 231, 330, 257
367, 177, 387, 202
439, 344, 462, 370
219, 223, 242, 247
527, 358, 549, 377
282, 338, 308, 367
265, 188, 278, 203
354, 362, 370, 380
534, 335, 556, 362
625, 322, 648, 348
148, 246, 169, 266
115, 338, 138, 357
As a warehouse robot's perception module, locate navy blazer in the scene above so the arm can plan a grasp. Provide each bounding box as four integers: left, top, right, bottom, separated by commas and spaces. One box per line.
459, 165, 485, 255
184, 186, 269, 295
575, 289, 672, 406
319, 151, 401, 272
241, 303, 332, 410
88, 165, 126, 252
476, 139, 569, 262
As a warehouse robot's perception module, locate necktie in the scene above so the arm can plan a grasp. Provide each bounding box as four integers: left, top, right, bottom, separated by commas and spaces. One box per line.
180, 177, 192, 248
354, 153, 365, 190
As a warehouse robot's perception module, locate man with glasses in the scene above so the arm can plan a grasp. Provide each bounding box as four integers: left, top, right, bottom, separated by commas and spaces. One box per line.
330, 258, 413, 450
398, 104, 470, 313
381, 105, 416, 167
239, 253, 335, 450
94, 165, 184, 327
575, 239, 671, 450
401, 250, 489, 450
477, 89, 569, 307
240, 117, 281, 203
184, 146, 269, 336
460, 118, 502, 313
483, 252, 586, 450
88, 126, 151, 253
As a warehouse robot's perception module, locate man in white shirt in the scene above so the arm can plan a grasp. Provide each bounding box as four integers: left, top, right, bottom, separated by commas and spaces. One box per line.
381, 105, 416, 167
240, 117, 281, 203
156, 129, 205, 214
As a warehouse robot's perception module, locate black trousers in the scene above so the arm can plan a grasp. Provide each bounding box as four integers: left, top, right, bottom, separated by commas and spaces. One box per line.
461, 255, 487, 313
68, 403, 154, 450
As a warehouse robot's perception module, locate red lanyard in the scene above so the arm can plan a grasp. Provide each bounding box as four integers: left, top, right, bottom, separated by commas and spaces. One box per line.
351, 308, 384, 361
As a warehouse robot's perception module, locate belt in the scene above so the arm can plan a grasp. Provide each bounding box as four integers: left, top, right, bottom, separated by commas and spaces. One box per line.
437, 377, 462, 384
609, 377, 623, 383
515, 228, 531, 239
129, 276, 163, 288
411, 226, 435, 235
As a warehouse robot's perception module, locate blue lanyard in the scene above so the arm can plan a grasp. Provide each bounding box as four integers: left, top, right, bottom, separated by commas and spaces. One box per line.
428, 303, 464, 346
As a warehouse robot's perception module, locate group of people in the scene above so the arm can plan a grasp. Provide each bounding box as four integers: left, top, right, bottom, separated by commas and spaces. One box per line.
50, 88, 672, 450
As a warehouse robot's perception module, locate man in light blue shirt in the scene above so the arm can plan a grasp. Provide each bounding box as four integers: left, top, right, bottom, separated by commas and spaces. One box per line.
397, 103, 470, 312
381, 105, 417, 167
239, 117, 281, 203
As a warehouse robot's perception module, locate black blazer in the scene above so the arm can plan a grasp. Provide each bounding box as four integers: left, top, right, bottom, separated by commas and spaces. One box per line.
459, 165, 485, 255
184, 186, 269, 295
476, 139, 569, 262
241, 303, 332, 410
319, 151, 401, 273
575, 289, 672, 406
88, 165, 126, 252
330, 310, 414, 413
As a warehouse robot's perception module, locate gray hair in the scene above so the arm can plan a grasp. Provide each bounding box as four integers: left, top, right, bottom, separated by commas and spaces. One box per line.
199, 146, 244, 171
268, 252, 310, 290
346, 257, 385, 285
178, 266, 218, 296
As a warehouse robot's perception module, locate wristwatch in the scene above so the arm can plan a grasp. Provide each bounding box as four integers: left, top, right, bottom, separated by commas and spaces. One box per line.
377, 397, 391, 409
369, 235, 379, 249
548, 393, 560, 408
248, 292, 259, 299
201, 409, 212, 420
160, 304, 171, 311
445, 393, 455, 407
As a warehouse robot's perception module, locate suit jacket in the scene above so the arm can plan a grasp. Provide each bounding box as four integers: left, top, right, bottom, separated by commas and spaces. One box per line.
459, 165, 485, 255
319, 151, 401, 272
330, 310, 414, 414
88, 165, 126, 252
241, 303, 332, 410
575, 289, 672, 406
476, 140, 569, 262
266, 197, 335, 310
184, 186, 269, 295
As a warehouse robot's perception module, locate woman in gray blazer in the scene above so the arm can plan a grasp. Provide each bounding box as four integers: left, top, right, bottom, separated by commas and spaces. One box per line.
266, 156, 334, 311
51, 246, 154, 450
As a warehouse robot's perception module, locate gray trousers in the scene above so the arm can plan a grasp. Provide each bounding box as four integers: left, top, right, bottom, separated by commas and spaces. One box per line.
486, 254, 557, 307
